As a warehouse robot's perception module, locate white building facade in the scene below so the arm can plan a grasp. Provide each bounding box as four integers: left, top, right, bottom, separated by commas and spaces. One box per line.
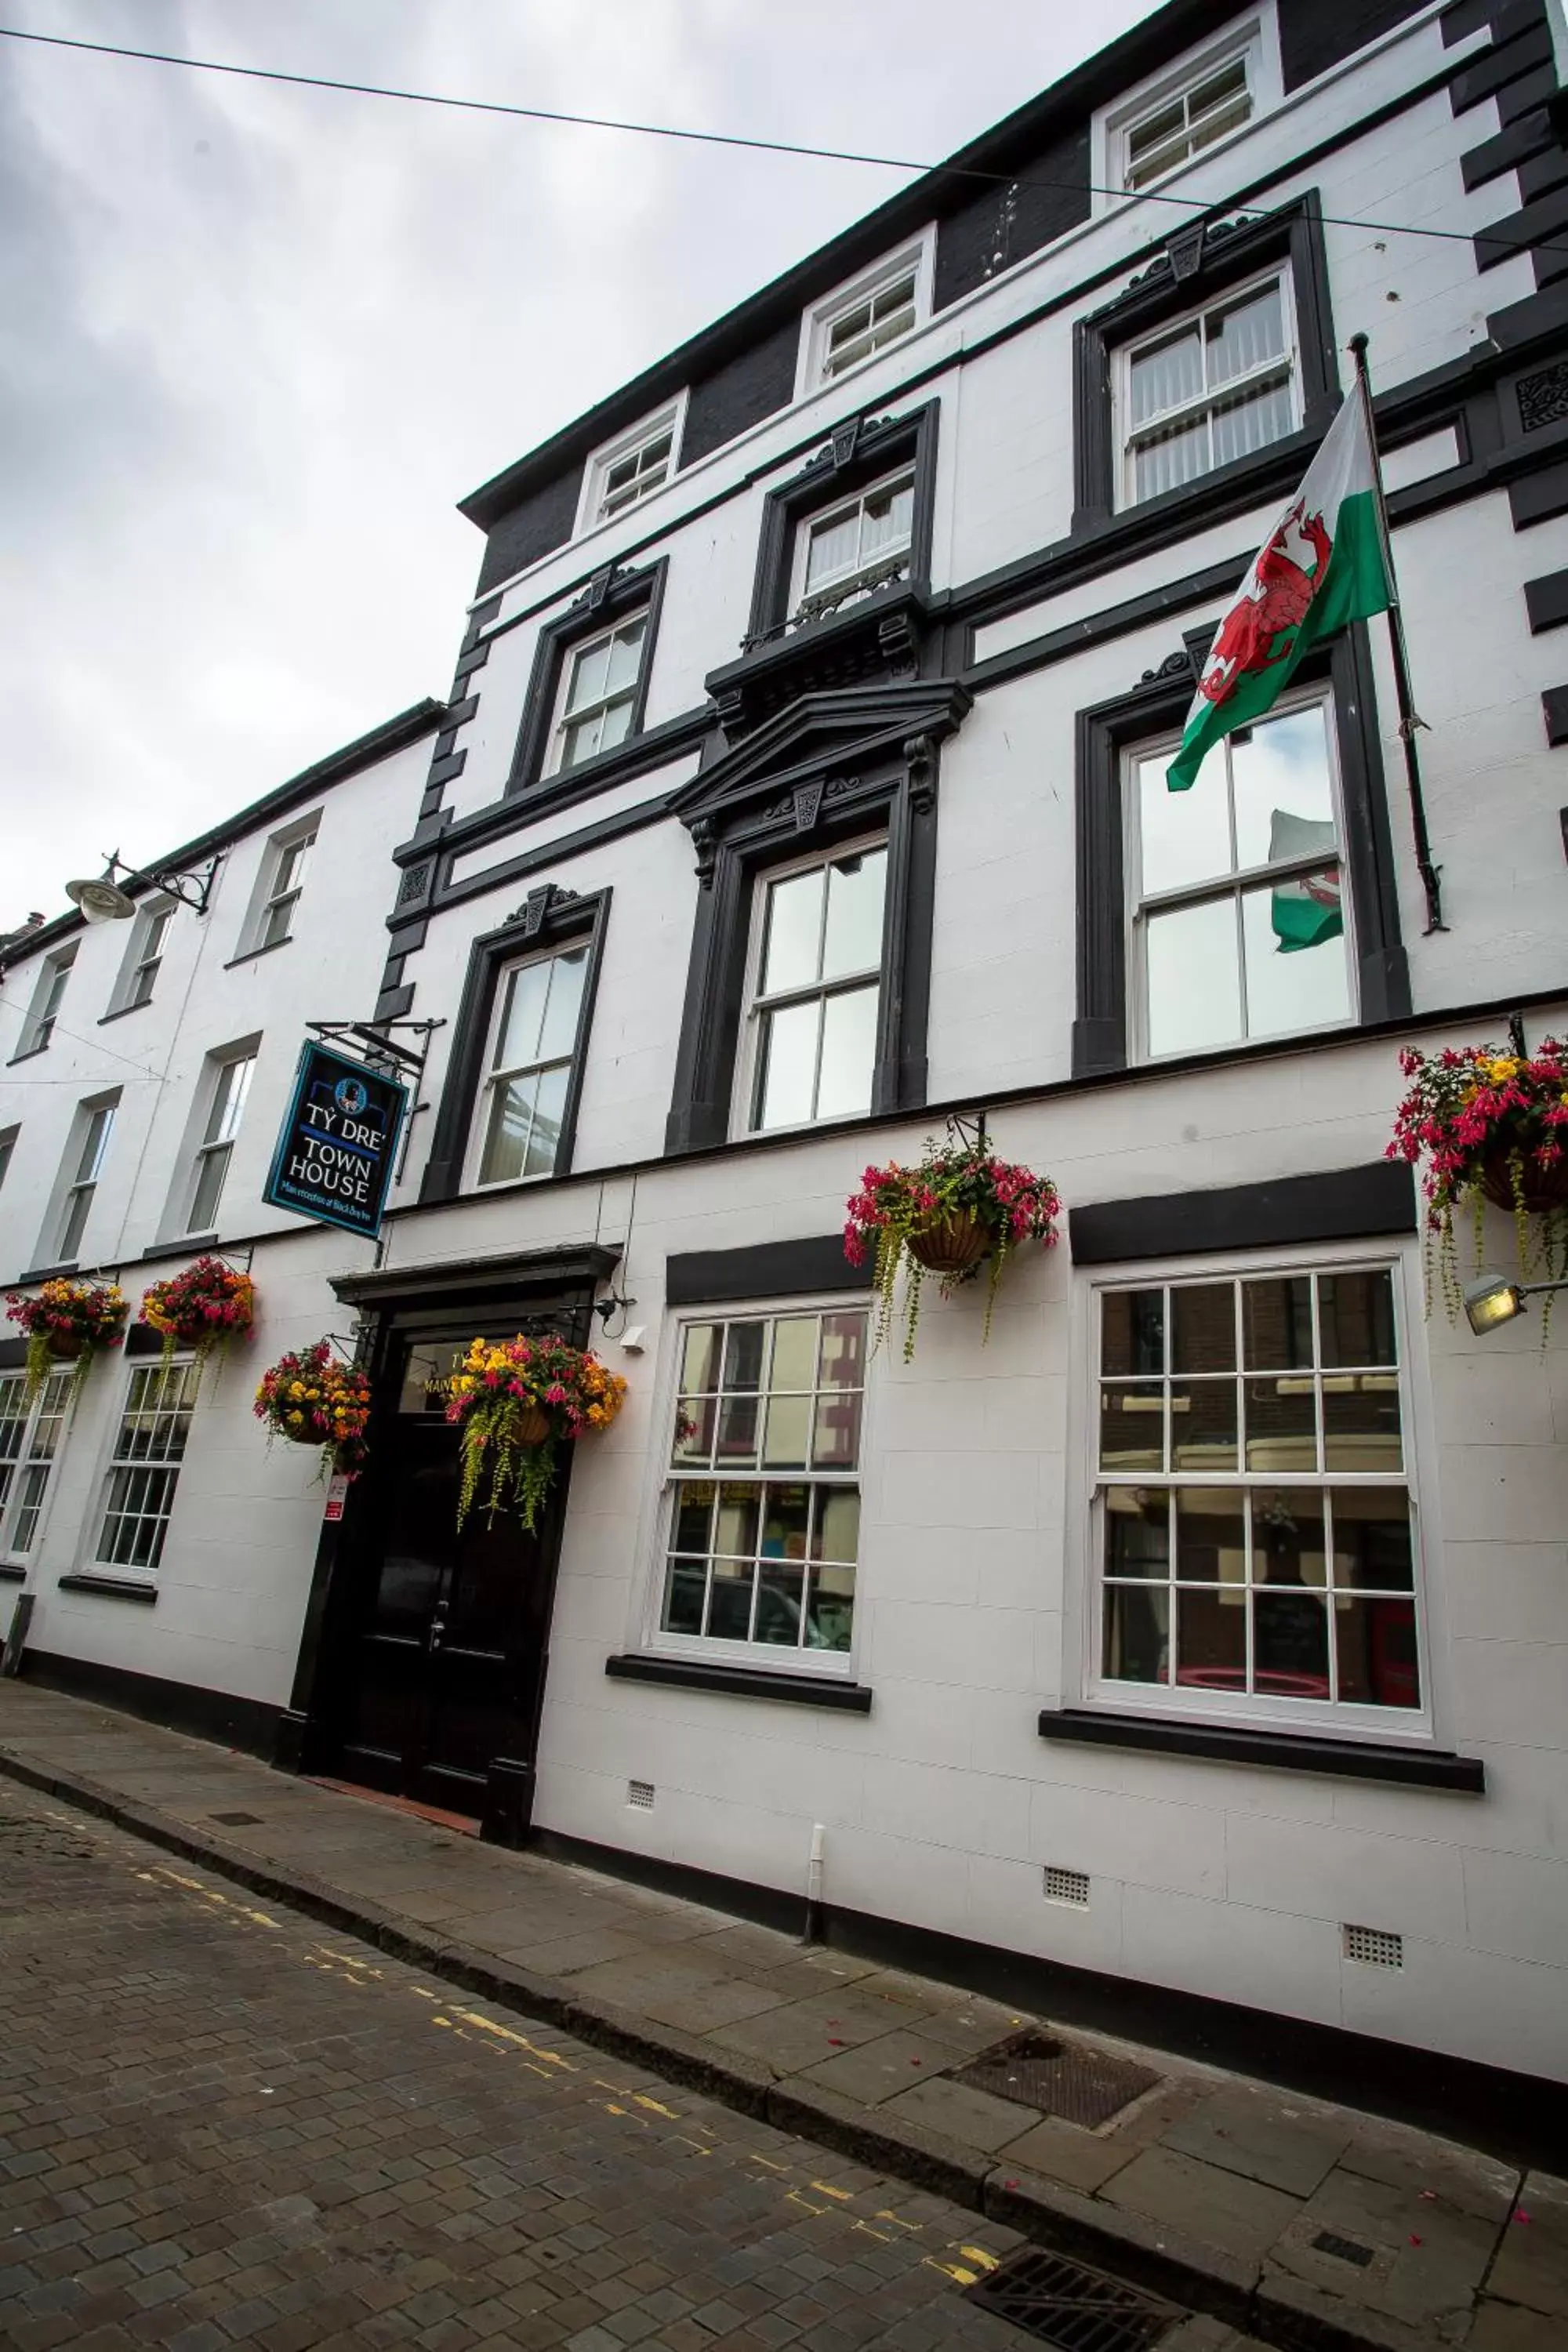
2, 0, 1566, 2108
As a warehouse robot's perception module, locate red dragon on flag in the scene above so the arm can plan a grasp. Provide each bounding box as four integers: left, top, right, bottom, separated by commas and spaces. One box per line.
1198, 499, 1333, 706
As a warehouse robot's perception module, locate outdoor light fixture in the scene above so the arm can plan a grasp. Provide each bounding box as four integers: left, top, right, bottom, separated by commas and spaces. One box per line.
1463, 1272, 1568, 1335
64, 850, 219, 923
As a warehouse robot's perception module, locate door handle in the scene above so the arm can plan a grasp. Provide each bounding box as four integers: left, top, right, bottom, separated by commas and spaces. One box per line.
428, 1602, 448, 1654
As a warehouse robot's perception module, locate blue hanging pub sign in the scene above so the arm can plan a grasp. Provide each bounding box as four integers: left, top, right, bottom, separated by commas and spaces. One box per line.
263, 1040, 410, 1240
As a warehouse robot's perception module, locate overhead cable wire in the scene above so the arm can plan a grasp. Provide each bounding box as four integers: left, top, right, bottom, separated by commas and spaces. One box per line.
0, 23, 1559, 266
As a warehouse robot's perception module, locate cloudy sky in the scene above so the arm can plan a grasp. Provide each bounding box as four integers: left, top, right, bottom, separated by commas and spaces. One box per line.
2, 0, 1157, 923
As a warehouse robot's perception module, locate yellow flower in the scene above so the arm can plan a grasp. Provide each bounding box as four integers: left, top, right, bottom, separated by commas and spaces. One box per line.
1486, 1056, 1519, 1083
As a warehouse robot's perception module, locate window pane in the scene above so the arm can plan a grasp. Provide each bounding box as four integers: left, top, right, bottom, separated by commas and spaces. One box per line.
1176, 1585, 1248, 1690
260, 895, 294, 949
1318, 1270, 1396, 1369
77, 1107, 114, 1183
1243, 1277, 1312, 1370
1171, 1379, 1238, 1472
1101, 1384, 1164, 1472
1130, 327, 1203, 425
1245, 1377, 1317, 1472
1323, 1377, 1402, 1473
805, 1560, 855, 1650
1145, 897, 1241, 1057
761, 869, 824, 996
804, 506, 861, 591
559, 713, 601, 770
761, 1393, 811, 1468
1207, 282, 1284, 387
604, 617, 645, 692
812, 1388, 862, 1470
207, 1057, 253, 1146
860, 478, 913, 561
769, 1318, 818, 1392
723, 1325, 767, 1391
716, 1392, 760, 1463
1138, 745, 1232, 897
662, 1559, 706, 1634
815, 986, 879, 1120
818, 1313, 866, 1391
536, 949, 588, 1064
755, 1561, 807, 1646
1133, 412, 1211, 501
1330, 1489, 1414, 1592
715, 1481, 761, 1558
1171, 1284, 1235, 1374
597, 693, 634, 753
822, 851, 887, 979
1102, 1290, 1164, 1377
523, 1062, 568, 1178
187, 1143, 231, 1236
673, 1396, 715, 1466
495, 961, 553, 1071
1253, 1590, 1330, 1698
680, 1325, 720, 1396
1105, 1487, 1169, 1577
707, 1559, 754, 1640
58, 1185, 93, 1261
1104, 1584, 1169, 1683
672, 1486, 714, 1553
566, 634, 612, 712
1334, 1595, 1420, 1708
1174, 1487, 1246, 1581
1251, 1488, 1327, 1586
1210, 380, 1294, 472
478, 1075, 538, 1185
1242, 874, 1349, 1038
1127, 97, 1187, 169
762, 1483, 811, 1567
814, 1487, 860, 1564
1230, 703, 1335, 870
756, 1000, 819, 1131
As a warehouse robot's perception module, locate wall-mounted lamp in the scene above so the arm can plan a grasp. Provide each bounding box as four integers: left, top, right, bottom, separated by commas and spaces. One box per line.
1463, 1272, 1568, 1335
64, 849, 220, 923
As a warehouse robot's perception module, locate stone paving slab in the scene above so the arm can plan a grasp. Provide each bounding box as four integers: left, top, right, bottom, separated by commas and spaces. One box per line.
0, 1679, 1558, 2352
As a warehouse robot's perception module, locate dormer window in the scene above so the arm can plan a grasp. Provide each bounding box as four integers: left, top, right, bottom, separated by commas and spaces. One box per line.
1096, 16, 1279, 209
577, 396, 686, 535
797, 233, 935, 397
1123, 52, 1252, 187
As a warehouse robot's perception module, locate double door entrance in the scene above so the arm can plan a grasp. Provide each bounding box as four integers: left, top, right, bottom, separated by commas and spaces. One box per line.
328, 1323, 569, 1822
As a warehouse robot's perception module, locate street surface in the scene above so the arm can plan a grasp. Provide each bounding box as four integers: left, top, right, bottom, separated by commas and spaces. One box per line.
0, 1780, 1044, 2352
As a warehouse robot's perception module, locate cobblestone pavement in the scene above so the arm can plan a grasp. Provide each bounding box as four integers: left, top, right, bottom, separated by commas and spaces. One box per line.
0, 1781, 1225, 2352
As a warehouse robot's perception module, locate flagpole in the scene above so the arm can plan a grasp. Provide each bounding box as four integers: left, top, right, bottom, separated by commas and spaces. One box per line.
1348, 332, 1446, 934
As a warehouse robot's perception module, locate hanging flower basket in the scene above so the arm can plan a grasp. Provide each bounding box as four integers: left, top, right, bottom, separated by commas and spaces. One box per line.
1387, 1036, 1568, 1316
5, 1279, 128, 1403
844, 1134, 1062, 1361
253, 1340, 372, 1479
445, 1334, 627, 1534
140, 1255, 255, 1374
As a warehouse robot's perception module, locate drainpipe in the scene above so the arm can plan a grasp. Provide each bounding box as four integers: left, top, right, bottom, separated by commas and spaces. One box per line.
804, 1822, 826, 1944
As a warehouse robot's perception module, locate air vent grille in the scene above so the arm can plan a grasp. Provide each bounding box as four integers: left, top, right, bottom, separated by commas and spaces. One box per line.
1343, 1922, 1403, 1969
627, 1780, 655, 1810
1043, 1865, 1091, 1907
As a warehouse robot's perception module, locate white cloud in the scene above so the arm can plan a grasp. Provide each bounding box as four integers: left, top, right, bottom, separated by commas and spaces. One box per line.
0, 0, 1156, 918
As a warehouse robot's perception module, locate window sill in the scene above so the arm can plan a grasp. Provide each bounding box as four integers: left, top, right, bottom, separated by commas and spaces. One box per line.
0, 1563, 25, 1583
57, 1572, 158, 1606
98, 1002, 151, 1026
6, 1044, 49, 1067
223, 937, 292, 970
606, 1653, 872, 1711
1037, 1708, 1484, 1791
14, 1261, 79, 1287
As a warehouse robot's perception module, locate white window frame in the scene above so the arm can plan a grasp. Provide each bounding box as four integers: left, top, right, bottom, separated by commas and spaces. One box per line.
795, 229, 936, 400
16, 947, 75, 1058
238, 812, 321, 958
182, 1049, 256, 1238
113, 898, 175, 1014
788, 464, 918, 615
48, 1094, 118, 1266
1124, 681, 1354, 1065
464, 942, 590, 1192
1068, 1239, 1446, 1747
544, 610, 650, 777
575, 393, 688, 538
731, 833, 889, 1141
1094, 12, 1281, 211
0, 1367, 74, 1565
0, 1125, 16, 1194
93, 1355, 201, 1581
1113, 262, 1301, 512
640, 1296, 872, 1679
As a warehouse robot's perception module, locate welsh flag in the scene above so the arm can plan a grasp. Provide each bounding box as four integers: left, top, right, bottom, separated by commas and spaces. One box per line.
1167, 390, 1393, 792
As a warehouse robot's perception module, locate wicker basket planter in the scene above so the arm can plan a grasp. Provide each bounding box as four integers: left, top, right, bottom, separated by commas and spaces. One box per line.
906, 1210, 993, 1277
1389, 1036, 1568, 1316
844, 1132, 1062, 1360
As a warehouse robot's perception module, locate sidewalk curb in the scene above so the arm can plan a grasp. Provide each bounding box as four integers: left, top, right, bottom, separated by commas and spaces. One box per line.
0, 1741, 1435, 2352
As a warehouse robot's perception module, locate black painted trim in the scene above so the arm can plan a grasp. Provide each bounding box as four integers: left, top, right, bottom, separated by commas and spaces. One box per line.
1525, 566, 1568, 630
1039, 1707, 1483, 1791
19, 1648, 279, 1755
124, 1323, 166, 1359
0, 1338, 26, 1370
604, 1653, 873, 1711
666, 1234, 864, 1305
55, 1574, 158, 1605
1542, 681, 1568, 742
1072, 194, 1338, 535
331, 1242, 620, 1316
418, 889, 611, 1204
0, 1563, 24, 1582
507, 558, 668, 795
524, 1824, 1560, 2167
1071, 626, 1409, 1080
1069, 1161, 1417, 1264
743, 402, 939, 644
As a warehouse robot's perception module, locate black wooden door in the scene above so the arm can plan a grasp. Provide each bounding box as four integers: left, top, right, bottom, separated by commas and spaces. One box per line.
335, 1331, 565, 1816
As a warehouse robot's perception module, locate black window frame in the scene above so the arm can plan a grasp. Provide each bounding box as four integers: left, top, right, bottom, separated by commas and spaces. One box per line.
507, 557, 667, 796
1072, 623, 1409, 1080
665, 683, 970, 1156
746, 401, 940, 646
419, 884, 610, 1204
1073, 193, 1338, 538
